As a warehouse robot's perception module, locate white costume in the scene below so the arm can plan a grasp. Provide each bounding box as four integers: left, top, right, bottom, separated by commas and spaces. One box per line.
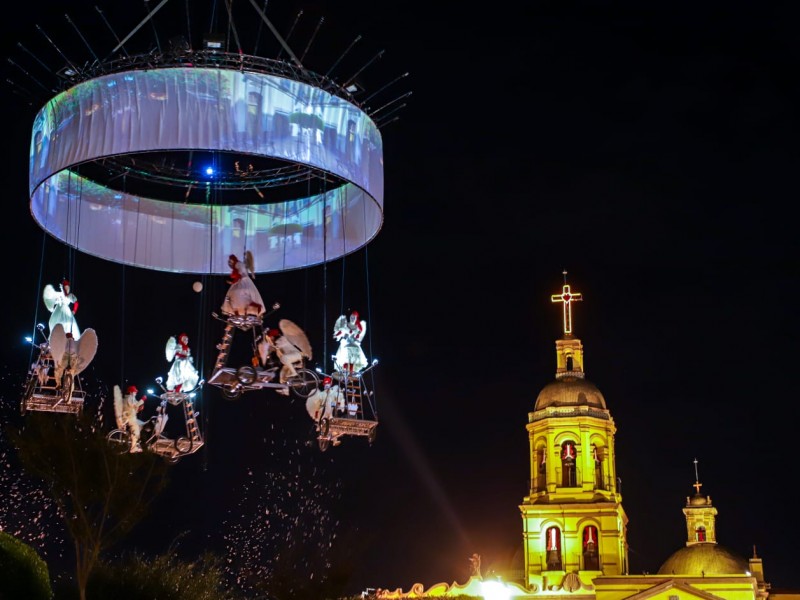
265, 320, 313, 396
153, 401, 169, 437
43, 280, 80, 340
49, 324, 98, 388
165, 333, 199, 392
305, 377, 345, 421
333, 311, 368, 374
221, 252, 265, 317
113, 384, 146, 452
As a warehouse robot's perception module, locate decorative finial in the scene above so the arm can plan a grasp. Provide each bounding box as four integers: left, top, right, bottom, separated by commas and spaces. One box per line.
692, 458, 702, 494
551, 272, 582, 335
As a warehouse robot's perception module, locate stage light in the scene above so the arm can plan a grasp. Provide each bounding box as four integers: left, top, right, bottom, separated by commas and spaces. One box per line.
25, 336, 33, 343
205, 166, 214, 176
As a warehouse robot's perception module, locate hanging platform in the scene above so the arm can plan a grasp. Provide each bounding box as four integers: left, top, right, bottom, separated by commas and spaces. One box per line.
21, 345, 85, 415
312, 366, 379, 451
208, 312, 319, 400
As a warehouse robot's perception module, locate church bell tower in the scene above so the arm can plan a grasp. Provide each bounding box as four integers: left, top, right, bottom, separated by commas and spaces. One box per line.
520, 273, 629, 589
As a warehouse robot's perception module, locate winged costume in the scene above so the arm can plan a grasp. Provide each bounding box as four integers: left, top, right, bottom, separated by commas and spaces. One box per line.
267, 319, 313, 395
43, 280, 80, 340
49, 323, 97, 387
113, 384, 146, 452
221, 251, 266, 317
165, 333, 199, 392
333, 311, 368, 374
305, 376, 345, 421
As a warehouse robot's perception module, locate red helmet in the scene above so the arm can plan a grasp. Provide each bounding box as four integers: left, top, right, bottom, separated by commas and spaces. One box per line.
268, 328, 281, 338
323, 376, 332, 387
126, 385, 138, 395
62, 279, 70, 288
179, 333, 189, 342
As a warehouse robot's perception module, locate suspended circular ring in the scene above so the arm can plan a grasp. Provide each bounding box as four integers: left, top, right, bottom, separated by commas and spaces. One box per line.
29, 67, 384, 274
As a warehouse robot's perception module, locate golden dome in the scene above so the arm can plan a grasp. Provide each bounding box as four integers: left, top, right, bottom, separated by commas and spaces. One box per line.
657, 543, 748, 576
534, 377, 607, 411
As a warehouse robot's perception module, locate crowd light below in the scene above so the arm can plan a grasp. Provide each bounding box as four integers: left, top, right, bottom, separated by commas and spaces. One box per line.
480, 579, 515, 600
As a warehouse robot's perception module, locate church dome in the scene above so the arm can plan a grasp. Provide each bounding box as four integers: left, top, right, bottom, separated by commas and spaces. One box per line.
534, 377, 607, 411
657, 543, 748, 576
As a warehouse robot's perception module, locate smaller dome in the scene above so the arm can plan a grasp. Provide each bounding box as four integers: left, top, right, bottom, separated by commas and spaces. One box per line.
534, 377, 607, 411
657, 543, 748, 576
688, 493, 712, 506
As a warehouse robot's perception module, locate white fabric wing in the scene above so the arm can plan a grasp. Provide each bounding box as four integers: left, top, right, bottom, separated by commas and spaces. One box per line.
165, 336, 178, 363
48, 324, 67, 369
244, 250, 255, 277
279, 319, 312, 359
73, 328, 98, 375
42, 284, 60, 313
113, 385, 125, 429
333, 315, 347, 336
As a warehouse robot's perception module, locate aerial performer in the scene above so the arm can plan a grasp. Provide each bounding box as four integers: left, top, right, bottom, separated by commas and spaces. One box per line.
221, 251, 265, 318
266, 327, 304, 396
333, 310, 368, 375
42, 279, 80, 340
48, 323, 98, 396
165, 333, 200, 392
113, 385, 147, 453
305, 376, 345, 421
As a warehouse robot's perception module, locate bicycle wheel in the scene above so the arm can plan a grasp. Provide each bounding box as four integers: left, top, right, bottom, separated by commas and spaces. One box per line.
174, 437, 193, 455
236, 365, 258, 385
317, 418, 331, 452
107, 429, 129, 455
288, 368, 319, 399
222, 385, 242, 400
61, 372, 74, 403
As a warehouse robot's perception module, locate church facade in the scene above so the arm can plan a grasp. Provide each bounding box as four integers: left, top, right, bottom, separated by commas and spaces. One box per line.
375, 278, 795, 600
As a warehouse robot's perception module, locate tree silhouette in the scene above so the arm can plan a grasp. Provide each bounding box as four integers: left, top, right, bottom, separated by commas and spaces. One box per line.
7, 412, 169, 600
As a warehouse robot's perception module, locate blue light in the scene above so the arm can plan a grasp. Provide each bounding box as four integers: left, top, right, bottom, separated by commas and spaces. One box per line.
205, 166, 214, 176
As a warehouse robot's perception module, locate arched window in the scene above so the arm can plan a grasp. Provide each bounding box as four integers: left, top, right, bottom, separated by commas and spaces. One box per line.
537, 448, 547, 492
583, 525, 600, 570
561, 441, 577, 487
696, 526, 706, 542
545, 526, 563, 570
593, 445, 604, 490
566, 355, 574, 371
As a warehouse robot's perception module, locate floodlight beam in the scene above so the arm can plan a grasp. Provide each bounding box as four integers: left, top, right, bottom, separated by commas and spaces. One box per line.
95, 6, 130, 58
247, 0, 306, 72
369, 90, 412, 117
251, 0, 269, 55
65, 14, 101, 63
7, 59, 52, 93
35, 24, 81, 76
325, 34, 361, 78
342, 49, 385, 90
362, 71, 409, 105
16, 42, 55, 77
222, 0, 244, 55
300, 16, 324, 63
108, 0, 170, 57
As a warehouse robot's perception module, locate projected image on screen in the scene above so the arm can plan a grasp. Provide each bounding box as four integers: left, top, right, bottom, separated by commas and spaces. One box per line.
29, 68, 384, 274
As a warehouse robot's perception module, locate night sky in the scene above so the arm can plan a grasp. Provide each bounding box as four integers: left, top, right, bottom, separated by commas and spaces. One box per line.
0, 0, 798, 596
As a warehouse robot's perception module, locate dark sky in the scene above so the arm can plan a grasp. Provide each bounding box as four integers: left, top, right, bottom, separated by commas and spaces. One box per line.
1, 0, 798, 596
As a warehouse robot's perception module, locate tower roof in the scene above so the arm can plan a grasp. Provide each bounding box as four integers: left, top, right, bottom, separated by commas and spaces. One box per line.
534, 377, 607, 410
657, 543, 749, 576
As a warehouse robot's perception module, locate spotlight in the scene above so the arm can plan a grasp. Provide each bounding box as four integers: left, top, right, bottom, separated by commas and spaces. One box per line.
205, 166, 214, 176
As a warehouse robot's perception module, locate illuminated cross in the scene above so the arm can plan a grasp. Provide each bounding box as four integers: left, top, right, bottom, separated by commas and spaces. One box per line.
692, 458, 702, 494
551, 270, 582, 335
